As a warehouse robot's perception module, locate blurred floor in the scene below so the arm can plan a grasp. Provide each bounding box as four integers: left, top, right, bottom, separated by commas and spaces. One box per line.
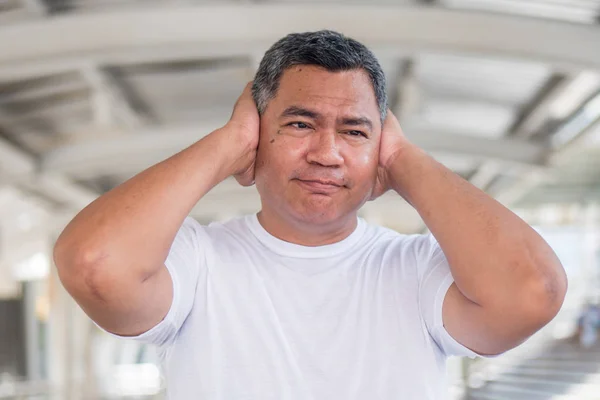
463, 338, 600, 399
1, 339, 599, 399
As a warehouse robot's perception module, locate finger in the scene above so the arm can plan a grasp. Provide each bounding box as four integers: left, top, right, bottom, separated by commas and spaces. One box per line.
383, 109, 400, 130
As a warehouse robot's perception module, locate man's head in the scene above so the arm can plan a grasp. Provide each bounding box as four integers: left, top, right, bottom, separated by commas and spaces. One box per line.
252, 30, 388, 230
252, 30, 388, 124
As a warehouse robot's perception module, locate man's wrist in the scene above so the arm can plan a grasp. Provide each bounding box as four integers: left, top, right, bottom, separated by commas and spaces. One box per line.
211, 125, 255, 177
385, 143, 427, 202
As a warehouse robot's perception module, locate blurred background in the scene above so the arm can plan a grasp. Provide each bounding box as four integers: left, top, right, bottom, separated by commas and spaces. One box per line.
0, 0, 600, 399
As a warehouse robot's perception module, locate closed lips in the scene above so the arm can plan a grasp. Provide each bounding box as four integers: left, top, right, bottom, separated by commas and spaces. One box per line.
299, 179, 342, 187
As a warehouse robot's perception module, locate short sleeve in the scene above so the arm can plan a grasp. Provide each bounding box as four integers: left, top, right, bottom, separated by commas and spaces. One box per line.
112, 216, 210, 347
415, 234, 479, 359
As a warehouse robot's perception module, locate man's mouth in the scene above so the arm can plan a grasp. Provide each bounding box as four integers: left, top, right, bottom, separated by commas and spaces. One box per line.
294, 179, 344, 194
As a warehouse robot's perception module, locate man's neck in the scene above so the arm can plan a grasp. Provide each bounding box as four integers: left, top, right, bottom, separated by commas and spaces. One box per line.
256, 209, 358, 247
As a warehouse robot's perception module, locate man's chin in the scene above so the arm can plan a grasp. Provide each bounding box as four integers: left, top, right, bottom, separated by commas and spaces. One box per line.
284, 192, 360, 226
291, 204, 346, 226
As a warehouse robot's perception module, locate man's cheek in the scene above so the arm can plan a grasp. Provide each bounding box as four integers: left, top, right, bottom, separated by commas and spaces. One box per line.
353, 151, 378, 172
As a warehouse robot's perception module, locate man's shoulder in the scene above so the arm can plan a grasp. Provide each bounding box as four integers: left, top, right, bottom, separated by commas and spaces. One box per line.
362, 221, 437, 259
362, 220, 428, 245
202, 214, 263, 249
173, 215, 256, 261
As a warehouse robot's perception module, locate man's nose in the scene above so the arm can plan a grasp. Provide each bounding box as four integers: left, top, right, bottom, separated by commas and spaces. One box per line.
305, 130, 344, 167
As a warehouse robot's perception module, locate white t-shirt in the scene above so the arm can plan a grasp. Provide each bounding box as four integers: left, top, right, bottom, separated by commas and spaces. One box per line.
125, 215, 479, 399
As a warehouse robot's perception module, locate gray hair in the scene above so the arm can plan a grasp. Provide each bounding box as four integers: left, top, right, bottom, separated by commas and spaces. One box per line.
252, 30, 388, 123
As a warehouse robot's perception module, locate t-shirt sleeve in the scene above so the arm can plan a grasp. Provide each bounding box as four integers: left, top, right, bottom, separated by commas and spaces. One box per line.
415, 233, 479, 359
107, 216, 209, 347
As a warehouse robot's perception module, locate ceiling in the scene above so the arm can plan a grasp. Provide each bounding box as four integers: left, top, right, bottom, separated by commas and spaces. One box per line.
0, 0, 599, 234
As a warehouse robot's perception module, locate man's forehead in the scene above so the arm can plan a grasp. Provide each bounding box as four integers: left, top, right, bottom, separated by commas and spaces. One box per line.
275, 66, 379, 115
278, 65, 372, 90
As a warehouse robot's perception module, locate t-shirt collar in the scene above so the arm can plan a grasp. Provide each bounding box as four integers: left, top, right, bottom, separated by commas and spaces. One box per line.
246, 213, 367, 258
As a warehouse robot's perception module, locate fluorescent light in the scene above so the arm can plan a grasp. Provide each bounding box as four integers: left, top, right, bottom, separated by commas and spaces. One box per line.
444, 0, 598, 23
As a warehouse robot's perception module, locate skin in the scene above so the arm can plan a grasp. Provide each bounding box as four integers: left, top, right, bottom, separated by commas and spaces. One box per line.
253, 66, 382, 245
54, 64, 567, 356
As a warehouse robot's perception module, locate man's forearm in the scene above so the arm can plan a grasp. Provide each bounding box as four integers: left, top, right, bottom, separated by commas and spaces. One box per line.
387, 143, 566, 311
54, 127, 246, 280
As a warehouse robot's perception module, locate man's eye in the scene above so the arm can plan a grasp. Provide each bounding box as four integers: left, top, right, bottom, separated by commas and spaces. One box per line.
347, 130, 366, 137
290, 122, 310, 129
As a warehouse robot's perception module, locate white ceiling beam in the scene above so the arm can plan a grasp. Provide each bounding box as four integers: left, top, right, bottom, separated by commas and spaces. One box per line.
548, 117, 600, 165
22, 173, 97, 210
0, 137, 35, 179
81, 64, 147, 129
495, 169, 548, 206
20, 0, 47, 15
39, 122, 225, 179
1, 101, 88, 124
0, 8, 31, 26
0, 109, 97, 209
39, 122, 550, 179
0, 5, 599, 81
469, 72, 582, 196
410, 129, 548, 167
0, 80, 87, 106
510, 73, 582, 139
495, 113, 600, 206
0, 139, 96, 210
394, 60, 421, 121
468, 161, 501, 190
0, 108, 37, 178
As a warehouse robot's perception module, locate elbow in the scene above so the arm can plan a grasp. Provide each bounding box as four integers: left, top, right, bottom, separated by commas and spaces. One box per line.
512, 239, 568, 327
54, 227, 94, 272
535, 243, 568, 322
522, 261, 568, 328
53, 240, 109, 298
53, 238, 103, 276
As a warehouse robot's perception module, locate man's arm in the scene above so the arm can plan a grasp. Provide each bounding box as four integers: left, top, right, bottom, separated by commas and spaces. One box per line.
53, 84, 258, 337
381, 113, 567, 356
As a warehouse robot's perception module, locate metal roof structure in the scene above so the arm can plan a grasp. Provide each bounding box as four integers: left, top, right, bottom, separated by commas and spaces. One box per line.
0, 0, 599, 235
1, 3, 600, 396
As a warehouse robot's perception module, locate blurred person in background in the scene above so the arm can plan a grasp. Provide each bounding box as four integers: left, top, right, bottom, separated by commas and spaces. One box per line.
576, 300, 600, 348
53, 30, 567, 399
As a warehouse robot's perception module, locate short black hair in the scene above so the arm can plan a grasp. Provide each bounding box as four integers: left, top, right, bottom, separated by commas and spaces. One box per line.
252, 30, 388, 123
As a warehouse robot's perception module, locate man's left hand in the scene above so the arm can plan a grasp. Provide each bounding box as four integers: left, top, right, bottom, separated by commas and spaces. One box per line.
370, 110, 411, 200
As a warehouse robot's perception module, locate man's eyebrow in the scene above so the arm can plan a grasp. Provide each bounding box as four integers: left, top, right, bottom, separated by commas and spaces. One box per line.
280, 107, 373, 130
280, 106, 321, 120
339, 116, 373, 131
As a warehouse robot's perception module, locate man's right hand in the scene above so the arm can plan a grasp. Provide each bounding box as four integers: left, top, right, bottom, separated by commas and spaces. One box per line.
54, 82, 262, 338
223, 82, 260, 187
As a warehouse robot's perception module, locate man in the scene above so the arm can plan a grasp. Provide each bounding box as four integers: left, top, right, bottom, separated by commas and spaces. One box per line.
54, 31, 567, 399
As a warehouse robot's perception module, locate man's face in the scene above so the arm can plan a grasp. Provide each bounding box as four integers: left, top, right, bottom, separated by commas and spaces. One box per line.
254, 65, 382, 227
